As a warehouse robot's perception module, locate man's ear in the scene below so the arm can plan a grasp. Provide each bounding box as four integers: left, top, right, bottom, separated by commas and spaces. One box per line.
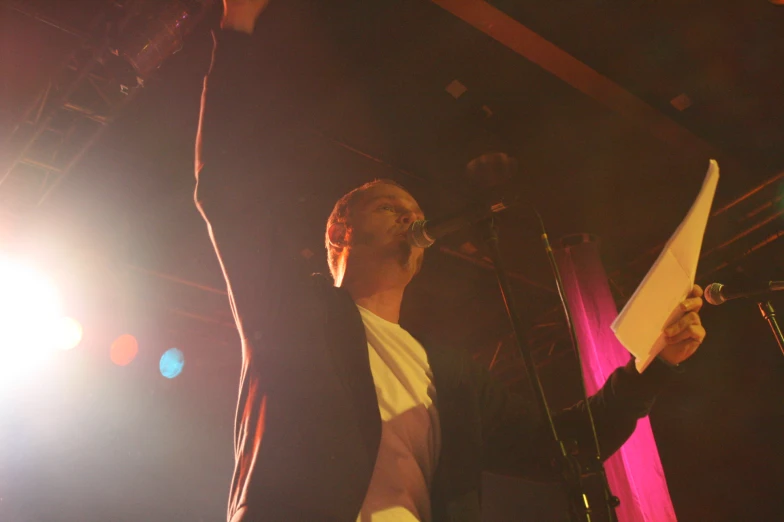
327, 222, 348, 248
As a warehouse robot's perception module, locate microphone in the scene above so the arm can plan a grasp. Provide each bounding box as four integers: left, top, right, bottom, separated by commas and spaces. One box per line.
704, 280, 784, 305
406, 199, 513, 248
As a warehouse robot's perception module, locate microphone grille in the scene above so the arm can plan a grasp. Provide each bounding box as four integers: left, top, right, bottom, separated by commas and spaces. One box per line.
704, 282, 725, 306
407, 220, 434, 248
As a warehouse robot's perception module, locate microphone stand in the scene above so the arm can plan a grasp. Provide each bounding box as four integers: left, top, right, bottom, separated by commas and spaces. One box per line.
533, 212, 619, 522
479, 217, 609, 522
757, 300, 784, 356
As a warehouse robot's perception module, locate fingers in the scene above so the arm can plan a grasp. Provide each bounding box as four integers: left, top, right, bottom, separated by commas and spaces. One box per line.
665, 311, 701, 336
665, 311, 706, 346
681, 285, 704, 312
660, 339, 701, 366
666, 323, 706, 345
659, 290, 707, 365
681, 295, 704, 313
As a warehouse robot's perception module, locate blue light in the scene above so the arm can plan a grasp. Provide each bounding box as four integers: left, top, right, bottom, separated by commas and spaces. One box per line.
159, 348, 185, 379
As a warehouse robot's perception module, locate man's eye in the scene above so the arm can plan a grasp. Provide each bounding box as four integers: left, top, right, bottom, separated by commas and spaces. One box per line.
379, 205, 394, 211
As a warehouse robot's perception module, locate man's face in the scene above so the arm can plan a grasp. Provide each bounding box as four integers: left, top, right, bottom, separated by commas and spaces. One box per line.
346, 183, 425, 277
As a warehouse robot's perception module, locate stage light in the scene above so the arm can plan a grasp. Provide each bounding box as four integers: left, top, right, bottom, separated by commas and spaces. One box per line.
159, 347, 184, 379
0, 255, 65, 391
110, 334, 139, 366
52, 317, 83, 351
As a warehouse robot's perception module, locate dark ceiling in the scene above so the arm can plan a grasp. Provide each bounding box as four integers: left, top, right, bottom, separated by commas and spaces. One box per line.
1, 1, 783, 521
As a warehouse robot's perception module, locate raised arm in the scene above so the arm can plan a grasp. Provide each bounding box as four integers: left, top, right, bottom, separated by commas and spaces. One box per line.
219, 0, 271, 35
195, 0, 272, 206
194, 0, 302, 345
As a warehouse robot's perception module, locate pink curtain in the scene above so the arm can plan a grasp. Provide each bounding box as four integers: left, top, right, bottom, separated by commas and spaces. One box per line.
554, 234, 677, 522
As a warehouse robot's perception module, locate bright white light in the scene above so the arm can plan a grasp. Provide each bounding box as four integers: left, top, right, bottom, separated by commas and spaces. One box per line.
51, 316, 83, 351
0, 255, 73, 392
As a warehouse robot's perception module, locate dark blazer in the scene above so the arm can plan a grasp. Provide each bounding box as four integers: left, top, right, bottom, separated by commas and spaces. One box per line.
194, 23, 677, 522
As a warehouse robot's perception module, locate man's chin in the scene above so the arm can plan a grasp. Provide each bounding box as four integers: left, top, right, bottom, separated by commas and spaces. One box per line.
399, 245, 423, 277
410, 254, 424, 277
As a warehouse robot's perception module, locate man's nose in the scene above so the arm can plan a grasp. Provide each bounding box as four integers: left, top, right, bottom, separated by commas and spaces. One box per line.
399, 210, 416, 225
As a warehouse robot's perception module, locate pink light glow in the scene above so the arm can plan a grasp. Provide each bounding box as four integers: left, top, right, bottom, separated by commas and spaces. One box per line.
555, 235, 677, 522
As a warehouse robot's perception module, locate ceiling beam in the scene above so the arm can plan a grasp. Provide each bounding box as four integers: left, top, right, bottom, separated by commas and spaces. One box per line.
430, 0, 728, 161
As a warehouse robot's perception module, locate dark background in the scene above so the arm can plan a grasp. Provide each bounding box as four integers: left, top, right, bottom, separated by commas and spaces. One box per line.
1, 1, 783, 520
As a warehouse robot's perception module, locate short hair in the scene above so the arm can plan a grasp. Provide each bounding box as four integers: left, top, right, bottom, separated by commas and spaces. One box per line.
325, 178, 406, 280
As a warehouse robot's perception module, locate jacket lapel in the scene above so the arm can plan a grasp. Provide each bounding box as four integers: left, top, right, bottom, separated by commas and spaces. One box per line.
323, 283, 382, 466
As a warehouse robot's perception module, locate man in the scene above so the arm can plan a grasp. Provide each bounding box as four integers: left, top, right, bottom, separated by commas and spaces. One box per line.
194, 1, 707, 521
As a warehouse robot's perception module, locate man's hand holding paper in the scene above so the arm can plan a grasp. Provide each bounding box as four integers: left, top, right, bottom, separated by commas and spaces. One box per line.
612, 160, 719, 372
659, 284, 707, 366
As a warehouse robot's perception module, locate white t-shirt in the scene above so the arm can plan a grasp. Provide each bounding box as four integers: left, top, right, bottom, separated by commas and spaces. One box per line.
356, 305, 441, 522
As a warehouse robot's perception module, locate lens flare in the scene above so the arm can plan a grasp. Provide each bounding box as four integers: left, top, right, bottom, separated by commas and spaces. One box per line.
0, 255, 67, 391
159, 347, 185, 379
110, 334, 139, 366
53, 317, 83, 351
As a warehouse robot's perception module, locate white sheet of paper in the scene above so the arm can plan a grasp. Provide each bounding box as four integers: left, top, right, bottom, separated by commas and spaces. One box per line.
611, 160, 720, 372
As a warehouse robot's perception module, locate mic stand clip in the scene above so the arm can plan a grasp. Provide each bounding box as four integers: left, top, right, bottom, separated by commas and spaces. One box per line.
757, 300, 784, 356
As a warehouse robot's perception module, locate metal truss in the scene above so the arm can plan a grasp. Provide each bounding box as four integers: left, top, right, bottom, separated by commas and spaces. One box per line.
617, 170, 784, 288
0, 0, 212, 228
0, 2, 136, 224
